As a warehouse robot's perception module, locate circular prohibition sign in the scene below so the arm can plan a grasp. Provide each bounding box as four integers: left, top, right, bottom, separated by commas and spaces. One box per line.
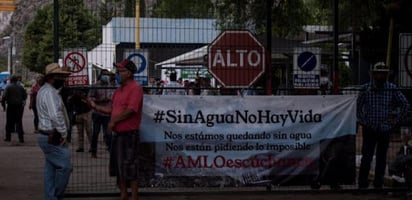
64, 52, 86, 73
405, 45, 412, 78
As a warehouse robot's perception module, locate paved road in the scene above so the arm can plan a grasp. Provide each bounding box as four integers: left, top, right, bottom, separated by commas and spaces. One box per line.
0, 103, 44, 200
0, 102, 408, 200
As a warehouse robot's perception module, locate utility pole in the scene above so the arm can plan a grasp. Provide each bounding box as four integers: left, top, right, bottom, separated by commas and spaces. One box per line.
266, 0, 274, 95
135, 0, 140, 49
333, 0, 339, 94
2, 36, 12, 74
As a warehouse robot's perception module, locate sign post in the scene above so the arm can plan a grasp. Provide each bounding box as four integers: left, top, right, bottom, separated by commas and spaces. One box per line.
208, 31, 265, 87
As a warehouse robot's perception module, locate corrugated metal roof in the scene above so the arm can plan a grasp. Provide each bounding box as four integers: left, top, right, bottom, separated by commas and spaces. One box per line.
107, 17, 219, 44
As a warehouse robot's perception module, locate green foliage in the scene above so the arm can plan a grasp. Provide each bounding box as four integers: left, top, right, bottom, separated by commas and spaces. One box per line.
0, 54, 7, 71
307, 0, 386, 32
152, 0, 214, 18
270, 0, 313, 37
124, 0, 135, 17
214, 0, 312, 38
151, 0, 312, 38
22, 0, 101, 73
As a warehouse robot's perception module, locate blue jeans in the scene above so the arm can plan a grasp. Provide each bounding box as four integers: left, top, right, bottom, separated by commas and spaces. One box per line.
38, 133, 72, 200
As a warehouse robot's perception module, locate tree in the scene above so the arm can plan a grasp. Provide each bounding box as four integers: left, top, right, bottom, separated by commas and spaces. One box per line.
214, 0, 312, 38
151, 0, 214, 18
151, 0, 313, 38
308, 0, 384, 32
22, 0, 100, 73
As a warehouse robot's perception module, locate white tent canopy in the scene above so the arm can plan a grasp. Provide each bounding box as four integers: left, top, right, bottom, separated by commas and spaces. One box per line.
155, 45, 208, 69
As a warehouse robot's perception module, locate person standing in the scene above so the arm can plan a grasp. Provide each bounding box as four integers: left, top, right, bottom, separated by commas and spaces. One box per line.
0, 77, 9, 99
1, 75, 27, 143
36, 63, 72, 200
357, 62, 410, 189
68, 89, 92, 153
88, 59, 143, 200
162, 72, 185, 95
29, 75, 43, 134
147, 76, 157, 95
89, 71, 114, 158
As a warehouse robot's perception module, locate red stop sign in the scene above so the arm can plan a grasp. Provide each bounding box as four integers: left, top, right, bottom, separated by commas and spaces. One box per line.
208, 30, 266, 87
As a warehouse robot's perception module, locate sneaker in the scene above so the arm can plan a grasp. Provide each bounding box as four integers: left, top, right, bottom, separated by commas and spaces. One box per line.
76, 148, 84, 152
3, 138, 10, 142
392, 175, 406, 183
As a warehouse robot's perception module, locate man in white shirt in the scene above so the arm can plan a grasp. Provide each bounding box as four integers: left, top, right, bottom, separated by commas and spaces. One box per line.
36, 63, 72, 200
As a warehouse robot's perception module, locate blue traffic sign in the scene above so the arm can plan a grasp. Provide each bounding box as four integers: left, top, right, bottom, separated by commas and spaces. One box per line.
297, 51, 317, 72
127, 53, 147, 74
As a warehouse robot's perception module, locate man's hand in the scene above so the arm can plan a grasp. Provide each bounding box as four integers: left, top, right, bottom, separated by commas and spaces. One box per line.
48, 131, 63, 145
61, 137, 68, 145
86, 97, 97, 109
387, 114, 397, 125
108, 120, 115, 133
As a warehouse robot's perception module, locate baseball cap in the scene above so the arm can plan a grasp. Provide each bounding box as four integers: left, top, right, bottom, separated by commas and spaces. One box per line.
113, 59, 137, 74
371, 62, 389, 72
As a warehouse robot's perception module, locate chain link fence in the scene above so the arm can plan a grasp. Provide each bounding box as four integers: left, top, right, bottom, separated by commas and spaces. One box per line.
45, 0, 412, 196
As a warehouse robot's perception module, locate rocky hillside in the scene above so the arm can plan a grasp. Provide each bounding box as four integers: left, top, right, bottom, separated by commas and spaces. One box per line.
0, 0, 51, 71
0, 0, 155, 76
0, 13, 12, 33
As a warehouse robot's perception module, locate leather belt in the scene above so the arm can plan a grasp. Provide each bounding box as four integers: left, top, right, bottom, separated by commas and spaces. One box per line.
39, 130, 53, 136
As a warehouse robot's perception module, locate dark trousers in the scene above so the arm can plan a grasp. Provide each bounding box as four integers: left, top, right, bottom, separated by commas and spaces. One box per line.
32, 105, 39, 130
5, 104, 25, 141
313, 138, 346, 186
66, 107, 74, 143
358, 126, 391, 187
90, 112, 111, 153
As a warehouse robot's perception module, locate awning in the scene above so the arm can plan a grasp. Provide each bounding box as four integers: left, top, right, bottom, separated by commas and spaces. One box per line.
155, 45, 208, 69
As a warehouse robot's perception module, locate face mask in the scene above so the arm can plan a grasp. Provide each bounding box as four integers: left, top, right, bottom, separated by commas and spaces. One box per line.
101, 75, 110, 84
53, 79, 65, 89
115, 74, 122, 84
373, 73, 387, 88
320, 77, 329, 85
375, 80, 385, 88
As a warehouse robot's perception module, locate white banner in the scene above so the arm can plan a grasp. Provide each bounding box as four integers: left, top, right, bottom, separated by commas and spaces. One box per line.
141, 95, 357, 184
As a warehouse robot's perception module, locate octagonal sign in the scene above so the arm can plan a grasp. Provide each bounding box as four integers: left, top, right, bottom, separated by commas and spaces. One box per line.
208, 30, 266, 87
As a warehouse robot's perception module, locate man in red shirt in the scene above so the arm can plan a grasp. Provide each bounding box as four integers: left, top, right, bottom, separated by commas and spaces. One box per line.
88, 59, 143, 200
